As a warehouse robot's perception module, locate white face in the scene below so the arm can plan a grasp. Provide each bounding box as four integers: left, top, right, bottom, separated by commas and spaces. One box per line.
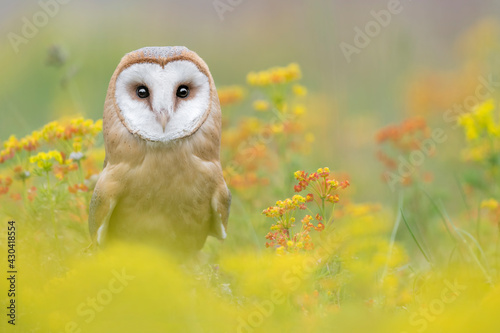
114, 60, 210, 142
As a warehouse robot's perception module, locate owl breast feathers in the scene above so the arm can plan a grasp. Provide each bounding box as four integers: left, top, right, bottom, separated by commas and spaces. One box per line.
88, 46, 231, 253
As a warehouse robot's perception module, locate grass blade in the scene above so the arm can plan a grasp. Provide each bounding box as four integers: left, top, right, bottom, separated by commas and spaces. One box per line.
401, 209, 432, 265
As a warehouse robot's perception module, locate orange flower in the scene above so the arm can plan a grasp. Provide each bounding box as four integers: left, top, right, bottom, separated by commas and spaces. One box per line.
27, 186, 37, 202
264, 168, 349, 254
68, 183, 88, 194
4, 177, 12, 186
10, 193, 21, 201
376, 117, 433, 187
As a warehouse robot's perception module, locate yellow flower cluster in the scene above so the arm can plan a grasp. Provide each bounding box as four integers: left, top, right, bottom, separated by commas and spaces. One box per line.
73, 137, 83, 152
292, 104, 306, 116
29, 150, 66, 170
0, 117, 102, 164
217, 85, 245, 106
481, 198, 499, 210
292, 84, 308, 97
263, 194, 306, 219
458, 99, 499, 141
246, 63, 301, 86
252, 100, 270, 111
458, 99, 500, 163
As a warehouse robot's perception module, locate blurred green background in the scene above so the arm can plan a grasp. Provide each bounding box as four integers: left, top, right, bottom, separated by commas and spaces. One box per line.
1, 0, 500, 203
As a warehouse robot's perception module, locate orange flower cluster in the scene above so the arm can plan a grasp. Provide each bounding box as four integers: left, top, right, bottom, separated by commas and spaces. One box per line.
220, 63, 311, 194
264, 168, 349, 254
222, 118, 309, 186
0, 117, 103, 213
222, 120, 273, 190
0, 176, 13, 195
263, 194, 307, 220
68, 183, 89, 194
53, 163, 79, 180
26, 186, 37, 201
376, 117, 429, 150
9, 186, 37, 202
376, 117, 433, 186
294, 168, 350, 203
224, 170, 269, 190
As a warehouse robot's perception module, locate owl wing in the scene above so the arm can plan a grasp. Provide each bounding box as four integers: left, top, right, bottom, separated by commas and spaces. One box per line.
209, 183, 232, 240
88, 168, 119, 246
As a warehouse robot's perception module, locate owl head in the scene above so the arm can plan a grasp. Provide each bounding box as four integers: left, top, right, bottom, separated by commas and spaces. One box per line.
103, 46, 220, 145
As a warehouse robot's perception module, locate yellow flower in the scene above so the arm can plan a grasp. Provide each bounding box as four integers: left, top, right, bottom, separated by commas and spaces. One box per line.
305, 133, 315, 143
93, 119, 103, 133
276, 246, 285, 255
31, 130, 42, 142
462, 142, 490, 161
218, 86, 245, 106
270, 67, 287, 84
292, 84, 308, 97
3, 135, 19, 150
458, 114, 478, 141
246, 72, 259, 86
49, 151, 63, 164
30, 150, 64, 170
71, 117, 84, 126
475, 99, 498, 135
257, 71, 271, 86
481, 198, 499, 210
381, 274, 399, 292
41, 121, 65, 141
73, 141, 82, 152
243, 117, 262, 133
252, 100, 270, 111
271, 123, 284, 134
458, 99, 500, 141
246, 63, 302, 87
83, 119, 93, 129
293, 105, 306, 116
292, 194, 305, 203
285, 63, 301, 81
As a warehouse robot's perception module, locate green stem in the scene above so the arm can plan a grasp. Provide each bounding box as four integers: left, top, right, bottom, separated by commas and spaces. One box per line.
381, 194, 403, 283
401, 209, 432, 265
46, 171, 59, 243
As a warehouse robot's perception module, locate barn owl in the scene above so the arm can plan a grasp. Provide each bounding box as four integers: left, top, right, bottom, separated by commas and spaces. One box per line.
88, 46, 231, 254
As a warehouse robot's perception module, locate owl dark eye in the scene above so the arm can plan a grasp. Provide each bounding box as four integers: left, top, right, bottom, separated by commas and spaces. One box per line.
176, 85, 190, 98
136, 86, 149, 98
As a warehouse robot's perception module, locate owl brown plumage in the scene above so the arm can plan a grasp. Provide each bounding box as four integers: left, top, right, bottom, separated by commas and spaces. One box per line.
88, 46, 231, 254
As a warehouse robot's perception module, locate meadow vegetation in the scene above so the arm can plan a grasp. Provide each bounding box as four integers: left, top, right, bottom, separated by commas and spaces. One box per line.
1, 19, 500, 333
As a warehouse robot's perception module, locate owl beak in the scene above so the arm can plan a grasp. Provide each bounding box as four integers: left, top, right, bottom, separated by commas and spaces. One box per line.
155, 111, 170, 132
